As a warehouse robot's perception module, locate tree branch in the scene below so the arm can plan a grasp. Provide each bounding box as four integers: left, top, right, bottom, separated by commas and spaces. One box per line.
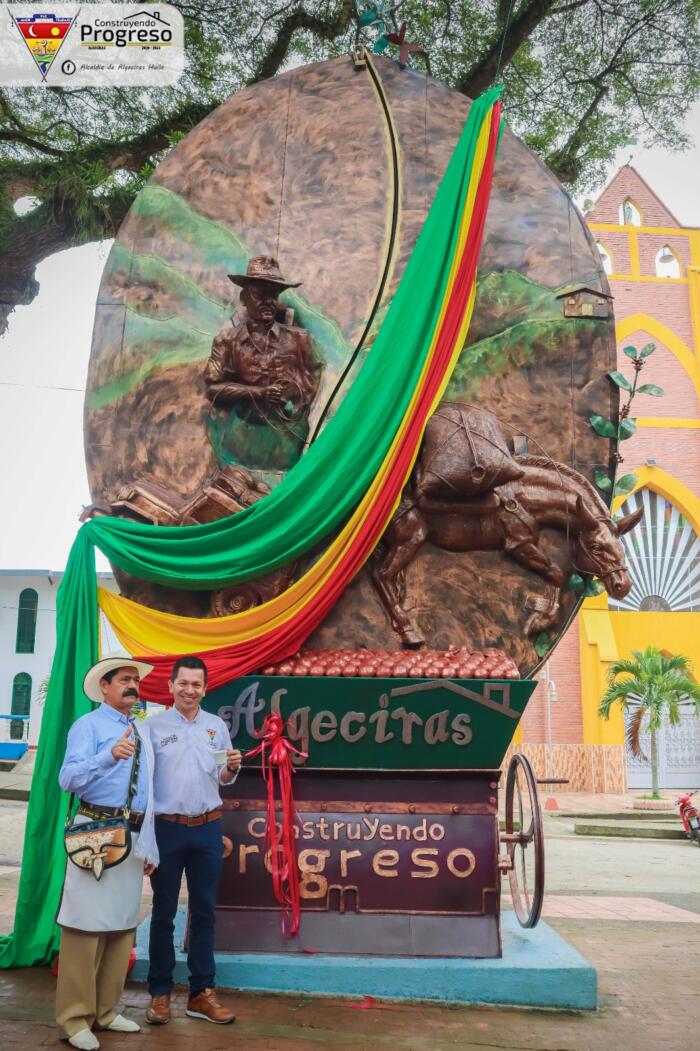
456, 0, 560, 96
551, 0, 588, 13
250, 1, 355, 84
0, 189, 131, 335
1, 96, 217, 192
0, 96, 217, 332
497, 0, 511, 24
0, 129, 65, 157
544, 82, 608, 182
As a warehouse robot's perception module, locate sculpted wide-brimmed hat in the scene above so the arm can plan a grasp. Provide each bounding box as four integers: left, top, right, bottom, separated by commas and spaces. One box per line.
83, 651, 154, 704
228, 255, 302, 289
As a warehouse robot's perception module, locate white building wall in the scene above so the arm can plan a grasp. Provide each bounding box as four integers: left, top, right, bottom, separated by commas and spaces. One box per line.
0, 570, 116, 747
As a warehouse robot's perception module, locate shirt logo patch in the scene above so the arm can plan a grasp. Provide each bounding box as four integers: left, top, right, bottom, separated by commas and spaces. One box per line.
159, 734, 178, 748
207, 729, 217, 747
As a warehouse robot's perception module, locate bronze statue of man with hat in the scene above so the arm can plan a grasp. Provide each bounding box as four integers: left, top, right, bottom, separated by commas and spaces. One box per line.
204, 256, 321, 472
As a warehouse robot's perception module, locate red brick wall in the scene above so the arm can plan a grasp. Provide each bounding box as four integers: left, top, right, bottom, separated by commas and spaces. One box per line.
637, 234, 691, 277
622, 429, 700, 496
587, 167, 679, 227
595, 230, 630, 274
611, 280, 693, 348
520, 624, 583, 745
518, 165, 699, 755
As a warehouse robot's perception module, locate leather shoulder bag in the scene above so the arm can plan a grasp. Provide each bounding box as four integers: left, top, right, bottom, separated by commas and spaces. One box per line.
64, 731, 141, 881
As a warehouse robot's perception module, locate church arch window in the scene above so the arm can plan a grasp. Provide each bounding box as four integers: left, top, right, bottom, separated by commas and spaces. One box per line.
596, 242, 613, 275
609, 489, 700, 612
619, 198, 642, 226
10, 672, 32, 741
655, 244, 681, 279
15, 588, 38, 653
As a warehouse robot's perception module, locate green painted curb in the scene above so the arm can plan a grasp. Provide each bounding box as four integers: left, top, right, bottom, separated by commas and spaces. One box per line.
549, 811, 677, 821
574, 822, 685, 840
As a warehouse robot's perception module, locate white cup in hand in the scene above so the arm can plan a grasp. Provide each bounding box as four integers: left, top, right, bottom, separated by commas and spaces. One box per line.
213, 749, 228, 766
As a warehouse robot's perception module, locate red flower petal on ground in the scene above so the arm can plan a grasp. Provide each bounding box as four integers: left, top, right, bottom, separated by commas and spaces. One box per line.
350, 995, 377, 1010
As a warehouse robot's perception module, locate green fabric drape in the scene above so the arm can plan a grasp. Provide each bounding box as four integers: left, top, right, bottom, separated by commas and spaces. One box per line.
0, 533, 98, 967
0, 87, 500, 968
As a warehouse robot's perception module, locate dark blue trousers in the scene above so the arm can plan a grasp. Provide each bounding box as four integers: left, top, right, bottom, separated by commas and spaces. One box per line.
148, 817, 222, 997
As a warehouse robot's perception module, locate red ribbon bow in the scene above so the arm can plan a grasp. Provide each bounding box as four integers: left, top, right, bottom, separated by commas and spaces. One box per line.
245, 713, 307, 935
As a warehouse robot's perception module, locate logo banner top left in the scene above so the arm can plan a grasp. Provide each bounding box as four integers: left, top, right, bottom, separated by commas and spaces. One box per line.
2, 5, 184, 86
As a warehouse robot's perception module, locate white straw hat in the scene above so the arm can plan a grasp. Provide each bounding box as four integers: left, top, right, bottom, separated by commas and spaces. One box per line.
83, 650, 154, 704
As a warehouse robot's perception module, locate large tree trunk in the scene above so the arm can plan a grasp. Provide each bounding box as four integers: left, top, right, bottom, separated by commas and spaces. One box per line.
650, 728, 660, 799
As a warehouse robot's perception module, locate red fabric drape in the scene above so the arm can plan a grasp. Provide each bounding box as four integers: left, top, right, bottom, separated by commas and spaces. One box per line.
244, 713, 307, 935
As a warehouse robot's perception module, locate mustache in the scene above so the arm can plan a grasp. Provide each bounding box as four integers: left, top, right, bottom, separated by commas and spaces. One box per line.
123, 688, 139, 698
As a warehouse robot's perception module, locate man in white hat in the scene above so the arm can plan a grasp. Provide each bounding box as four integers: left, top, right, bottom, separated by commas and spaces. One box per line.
55, 653, 159, 1051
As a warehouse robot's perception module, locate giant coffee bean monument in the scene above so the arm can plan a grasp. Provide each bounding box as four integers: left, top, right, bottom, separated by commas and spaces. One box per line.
85, 55, 635, 673
81, 55, 639, 968
0, 52, 639, 988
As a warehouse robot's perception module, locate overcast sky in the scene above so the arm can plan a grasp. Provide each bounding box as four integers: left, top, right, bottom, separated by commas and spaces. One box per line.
1, 103, 699, 572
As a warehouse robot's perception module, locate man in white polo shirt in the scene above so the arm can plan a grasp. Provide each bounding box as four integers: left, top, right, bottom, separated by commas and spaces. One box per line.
145, 656, 241, 1026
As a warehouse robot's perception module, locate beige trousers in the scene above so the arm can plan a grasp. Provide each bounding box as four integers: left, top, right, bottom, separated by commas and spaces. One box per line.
55, 927, 135, 1038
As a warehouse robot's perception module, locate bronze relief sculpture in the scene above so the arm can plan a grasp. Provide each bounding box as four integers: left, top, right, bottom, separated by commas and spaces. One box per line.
370, 406, 642, 646
83, 56, 635, 671
205, 256, 321, 472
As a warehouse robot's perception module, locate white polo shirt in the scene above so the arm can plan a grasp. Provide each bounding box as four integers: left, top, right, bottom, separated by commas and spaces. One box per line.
147, 705, 237, 817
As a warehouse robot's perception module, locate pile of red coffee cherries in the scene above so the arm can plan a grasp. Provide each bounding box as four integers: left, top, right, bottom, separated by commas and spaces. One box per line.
260, 646, 519, 679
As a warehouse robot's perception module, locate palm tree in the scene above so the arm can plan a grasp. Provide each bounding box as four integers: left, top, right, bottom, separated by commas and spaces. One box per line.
36, 674, 50, 707
598, 647, 700, 799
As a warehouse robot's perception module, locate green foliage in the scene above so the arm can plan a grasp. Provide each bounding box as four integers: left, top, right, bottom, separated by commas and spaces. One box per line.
598, 647, 700, 795
608, 370, 632, 392
589, 415, 617, 438
138, 162, 156, 184
613, 473, 637, 496
622, 343, 657, 364
592, 342, 663, 493
599, 647, 700, 724
36, 674, 50, 708
534, 632, 550, 658
444, 270, 601, 398
594, 468, 612, 492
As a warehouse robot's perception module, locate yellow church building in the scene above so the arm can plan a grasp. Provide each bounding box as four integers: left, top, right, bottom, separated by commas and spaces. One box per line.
514, 165, 700, 792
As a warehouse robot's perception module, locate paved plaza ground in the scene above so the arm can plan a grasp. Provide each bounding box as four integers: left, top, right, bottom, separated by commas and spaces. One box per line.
1, 797, 699, 1050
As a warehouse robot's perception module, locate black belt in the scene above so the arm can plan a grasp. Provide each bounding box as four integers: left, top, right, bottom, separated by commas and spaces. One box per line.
77, 801, 145, 831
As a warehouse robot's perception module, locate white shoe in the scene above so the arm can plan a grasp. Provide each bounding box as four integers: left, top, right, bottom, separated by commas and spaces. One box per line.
68, 1030, 100, 1051
106, 1014, 141, 1032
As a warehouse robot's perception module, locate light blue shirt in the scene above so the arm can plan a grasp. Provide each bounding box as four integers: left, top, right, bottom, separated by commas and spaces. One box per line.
148, 706, 236, 817
59, 703, 150, 813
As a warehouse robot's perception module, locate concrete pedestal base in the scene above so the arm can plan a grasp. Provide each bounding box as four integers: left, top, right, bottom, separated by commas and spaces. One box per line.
133, 908, 596, 1010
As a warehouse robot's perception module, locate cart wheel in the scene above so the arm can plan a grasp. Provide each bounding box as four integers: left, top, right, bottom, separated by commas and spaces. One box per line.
502, 753, 544, 927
